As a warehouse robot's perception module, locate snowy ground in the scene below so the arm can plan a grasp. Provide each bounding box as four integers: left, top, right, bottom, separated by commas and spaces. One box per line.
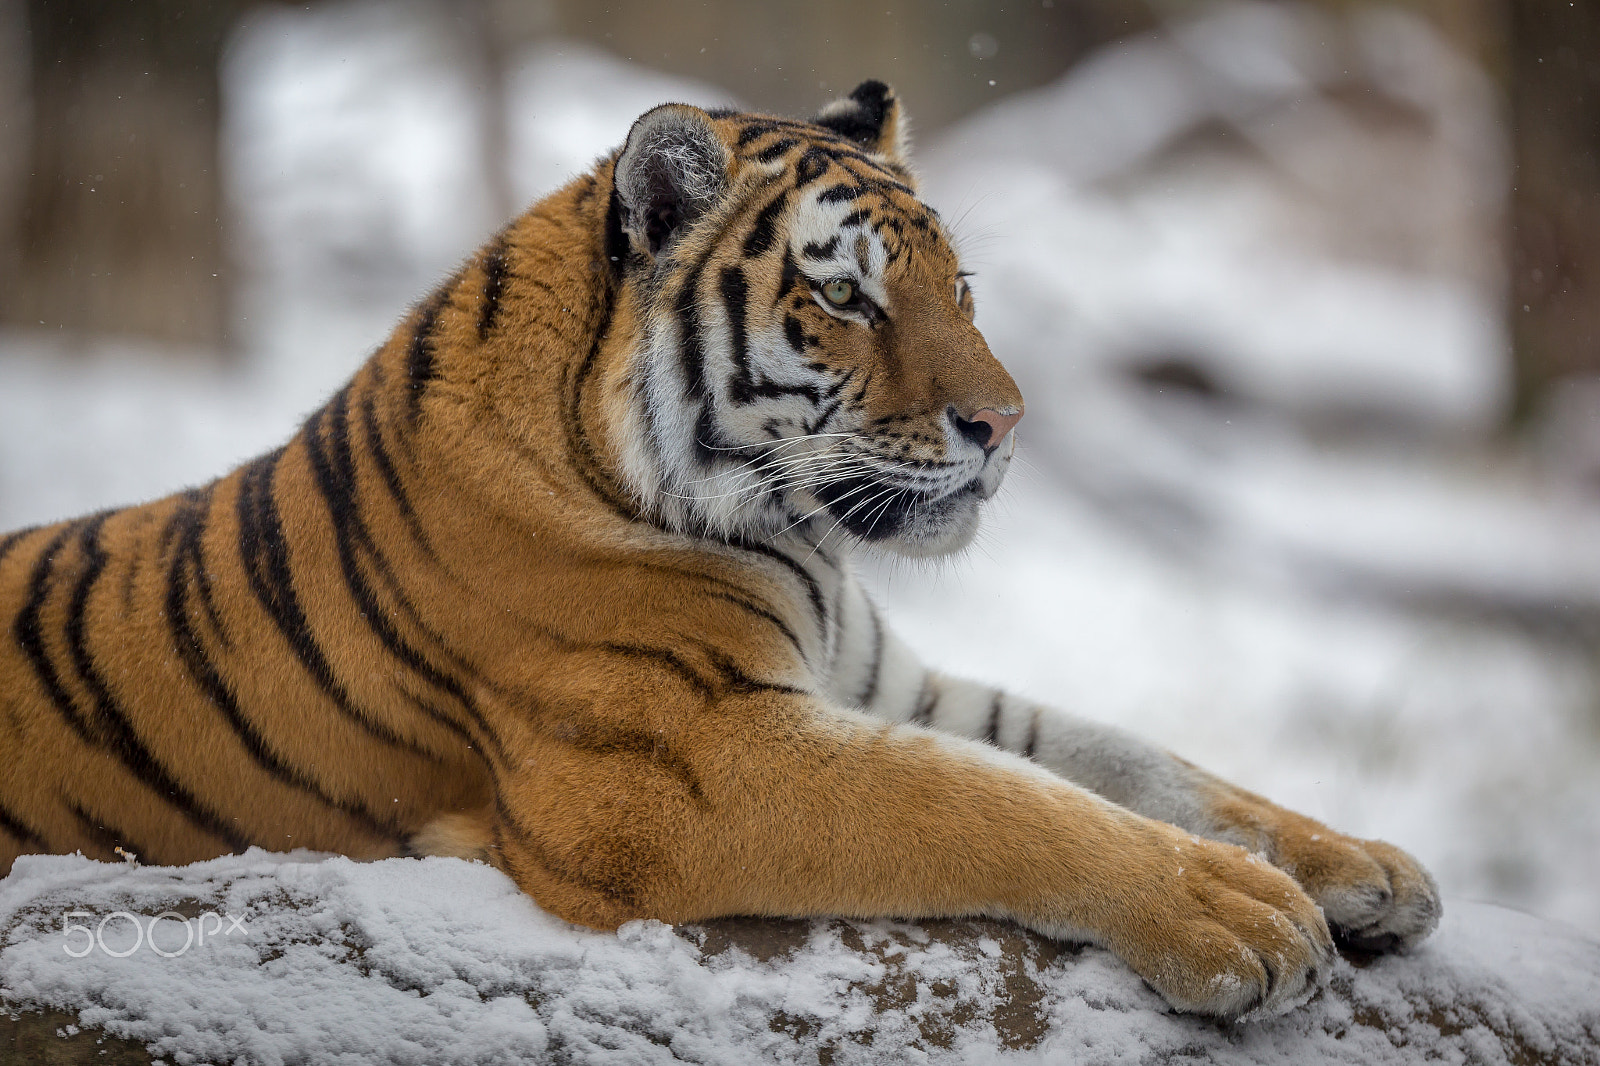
3, 1, 1600, 1060
3, 850, 1598, 1065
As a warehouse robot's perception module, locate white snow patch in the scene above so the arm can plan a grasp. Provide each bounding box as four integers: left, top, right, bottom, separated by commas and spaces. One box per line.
2, 852, 1597, 1065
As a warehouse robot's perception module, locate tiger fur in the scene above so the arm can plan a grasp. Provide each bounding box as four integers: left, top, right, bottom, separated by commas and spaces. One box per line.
0, 82, 1439, 1020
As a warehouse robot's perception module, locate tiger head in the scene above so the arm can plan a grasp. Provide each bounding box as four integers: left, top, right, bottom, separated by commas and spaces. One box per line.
606, 82, 1022, 558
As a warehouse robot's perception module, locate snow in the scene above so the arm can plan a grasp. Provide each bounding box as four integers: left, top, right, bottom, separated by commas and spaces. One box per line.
4, 0, 1600, 1059
506, 41, 734, 207
225, 0, 502, 298
3, 851, 1597, 1065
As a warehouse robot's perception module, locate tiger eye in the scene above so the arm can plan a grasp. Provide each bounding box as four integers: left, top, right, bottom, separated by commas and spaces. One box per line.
821, 279, 855, 306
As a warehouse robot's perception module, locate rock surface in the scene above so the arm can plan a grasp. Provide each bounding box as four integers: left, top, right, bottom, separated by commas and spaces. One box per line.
2, 852, 1597, 1065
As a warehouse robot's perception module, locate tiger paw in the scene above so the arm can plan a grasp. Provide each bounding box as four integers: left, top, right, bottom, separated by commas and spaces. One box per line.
1076, 828, 1336, 1020
1275, 829, 1441, 953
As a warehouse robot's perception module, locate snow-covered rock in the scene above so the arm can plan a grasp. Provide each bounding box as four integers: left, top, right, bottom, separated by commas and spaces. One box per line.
2, 851, 1597, 1065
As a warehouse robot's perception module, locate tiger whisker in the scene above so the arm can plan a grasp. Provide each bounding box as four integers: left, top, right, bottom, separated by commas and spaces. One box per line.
669, 451, 878, 504
679, 433, 860, 487
782, 461, 922, 546
697, 431, 856, 453
766, 474, 887, 540
816, 480, 908, 548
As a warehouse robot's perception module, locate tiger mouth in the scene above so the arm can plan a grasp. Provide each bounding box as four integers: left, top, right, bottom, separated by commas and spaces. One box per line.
808, 474, 982, 541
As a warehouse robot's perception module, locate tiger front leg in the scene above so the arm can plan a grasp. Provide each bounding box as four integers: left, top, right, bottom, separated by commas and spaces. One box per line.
1014, 705, 1441, 953
486, 688, 1335, 1020
897, 670, 1442, 954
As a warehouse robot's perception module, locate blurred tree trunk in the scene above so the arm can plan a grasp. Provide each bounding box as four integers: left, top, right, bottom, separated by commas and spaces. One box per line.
0, 0, 242, 354
459, 0, 517, 225
1508, 0, 1600, 418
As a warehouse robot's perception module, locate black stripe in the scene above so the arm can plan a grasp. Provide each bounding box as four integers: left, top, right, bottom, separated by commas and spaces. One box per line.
60, 515, 252, 852
783, 314, 808, 354
561, 279, 643, 524
1023, 709, 1040, 759
303, 387, 483, 747
477, 234, 510, 341
819, 146, 910, 187
667, 251, 725, 469
733, 537, 828, 642
720, 267, 752, 399
793, 148, 829, 188
604, 183, 630, 273
0, 800, 46, 850
405, 285, 451, 424
606, 557, 806, 664
708, 591, 805, 662
742, 192, 788, 257
493, 793, 637, 907
734, 117, 856, 150
752, 137, 799, 163
531, 614, 790, 704
65, 800, 145, 861
777, 250, 802, 304
983, 692, 1003, 745
692, 404, 726, 466
818, 183, 864, 204
721, 266, 823, 407
806, 390, 846, 435
516, 275, 566, 302
738, 380, 824, 404
800, 237, 838, 260
13, 520, 97, 740
360, 388, 436, 559
690, 635, 807, 697
736, 121, 785, 147
858, 600, 883, 707
675, 259, 712, 403
538, 713, 707, 806
235, 448, 435, 758
118, 522, 141, 612
163, 489, 405, 843
325, 386, 486, 699
171, 490, 229, 648
599, 641, 718, 700
911, 676, 937, 725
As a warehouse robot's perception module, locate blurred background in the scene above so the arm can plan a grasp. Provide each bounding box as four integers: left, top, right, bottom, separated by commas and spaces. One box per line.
1, 0, 1597, 937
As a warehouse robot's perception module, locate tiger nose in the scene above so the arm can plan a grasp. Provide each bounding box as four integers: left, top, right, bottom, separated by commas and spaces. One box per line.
950, 407, 1023, 453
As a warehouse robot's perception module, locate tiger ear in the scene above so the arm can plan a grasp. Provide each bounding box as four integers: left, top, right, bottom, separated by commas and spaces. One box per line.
613, 104, 731, 259
816, 80, 908, 162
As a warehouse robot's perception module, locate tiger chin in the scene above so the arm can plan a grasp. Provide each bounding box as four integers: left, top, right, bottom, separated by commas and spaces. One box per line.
0, 81, 1439, 1022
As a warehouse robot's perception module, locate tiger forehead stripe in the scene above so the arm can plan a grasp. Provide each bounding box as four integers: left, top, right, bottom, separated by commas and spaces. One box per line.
733, 122, 913, 190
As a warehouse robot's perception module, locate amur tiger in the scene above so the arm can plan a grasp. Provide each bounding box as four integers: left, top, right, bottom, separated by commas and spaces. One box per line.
0, 82, 1439, 1021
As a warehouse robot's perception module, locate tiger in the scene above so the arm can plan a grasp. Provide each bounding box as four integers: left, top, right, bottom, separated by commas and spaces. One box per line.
0, 81, 1439, 1021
